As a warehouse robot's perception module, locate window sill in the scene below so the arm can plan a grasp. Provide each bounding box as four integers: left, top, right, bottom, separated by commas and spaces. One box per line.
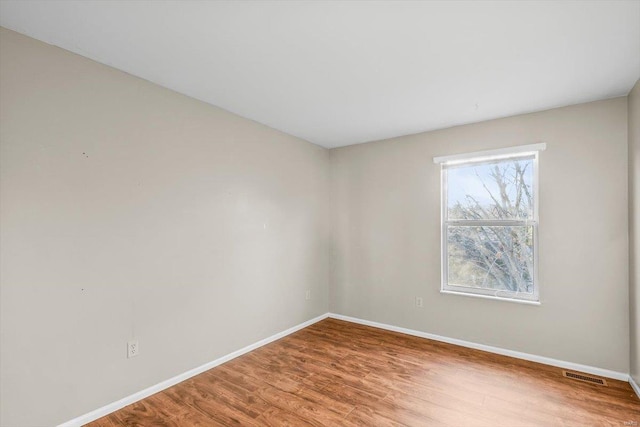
440, 290, 541, 306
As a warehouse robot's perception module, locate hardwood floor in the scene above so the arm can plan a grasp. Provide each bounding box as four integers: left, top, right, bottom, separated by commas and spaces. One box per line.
87, 318, 640, 426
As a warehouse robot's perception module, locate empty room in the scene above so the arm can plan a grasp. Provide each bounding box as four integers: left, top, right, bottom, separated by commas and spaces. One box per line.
1, 1, 640, 426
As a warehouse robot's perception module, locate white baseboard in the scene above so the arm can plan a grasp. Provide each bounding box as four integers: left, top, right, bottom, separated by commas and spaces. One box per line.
328, 313, 630, 382
630, 375, 640, 400
58, 312, 329, 427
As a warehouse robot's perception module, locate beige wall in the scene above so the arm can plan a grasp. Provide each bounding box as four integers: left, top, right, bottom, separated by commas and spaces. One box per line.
630, 79, 640, 385
0, 28, 330, 426
330, 97, 630, 373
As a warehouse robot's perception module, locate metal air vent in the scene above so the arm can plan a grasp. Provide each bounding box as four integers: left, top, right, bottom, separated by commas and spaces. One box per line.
562, 370, 607, 386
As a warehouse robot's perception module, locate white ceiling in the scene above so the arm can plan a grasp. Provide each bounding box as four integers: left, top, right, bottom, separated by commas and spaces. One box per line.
1, 1, 639, 148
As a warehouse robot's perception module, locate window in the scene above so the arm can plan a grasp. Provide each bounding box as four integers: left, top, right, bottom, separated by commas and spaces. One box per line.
434, 144, 545, 303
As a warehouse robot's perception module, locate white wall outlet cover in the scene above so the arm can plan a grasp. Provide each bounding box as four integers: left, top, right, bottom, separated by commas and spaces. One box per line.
127, 340, 139, 358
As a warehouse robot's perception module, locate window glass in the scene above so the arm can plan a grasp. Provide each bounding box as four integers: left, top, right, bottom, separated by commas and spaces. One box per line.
447, 225, 534, 294
447, 156, 534, 221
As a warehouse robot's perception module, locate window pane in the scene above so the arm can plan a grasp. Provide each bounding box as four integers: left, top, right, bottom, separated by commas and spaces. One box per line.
447, 156, 534, 220
447, 225, 534, 294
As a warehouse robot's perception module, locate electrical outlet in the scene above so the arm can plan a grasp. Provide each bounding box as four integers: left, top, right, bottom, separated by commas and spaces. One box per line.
305, 289, 311, 300
415, 297, 424, 308
127, 339, 139, 358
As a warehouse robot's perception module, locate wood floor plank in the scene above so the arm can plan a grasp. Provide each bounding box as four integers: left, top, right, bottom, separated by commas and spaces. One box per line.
147, 389, 227, 427
86, 318, 640, 426
251, 383, 350, 427
162, 379, 264, 427
316, 380, 387, 408
343, 405, 409, 427
255, 407, 316, 427
109, 396, 180, 427
191, 372, 270, 419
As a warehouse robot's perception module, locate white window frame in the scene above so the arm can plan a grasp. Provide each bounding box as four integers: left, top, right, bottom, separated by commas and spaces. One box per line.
434, 143, 546, 304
